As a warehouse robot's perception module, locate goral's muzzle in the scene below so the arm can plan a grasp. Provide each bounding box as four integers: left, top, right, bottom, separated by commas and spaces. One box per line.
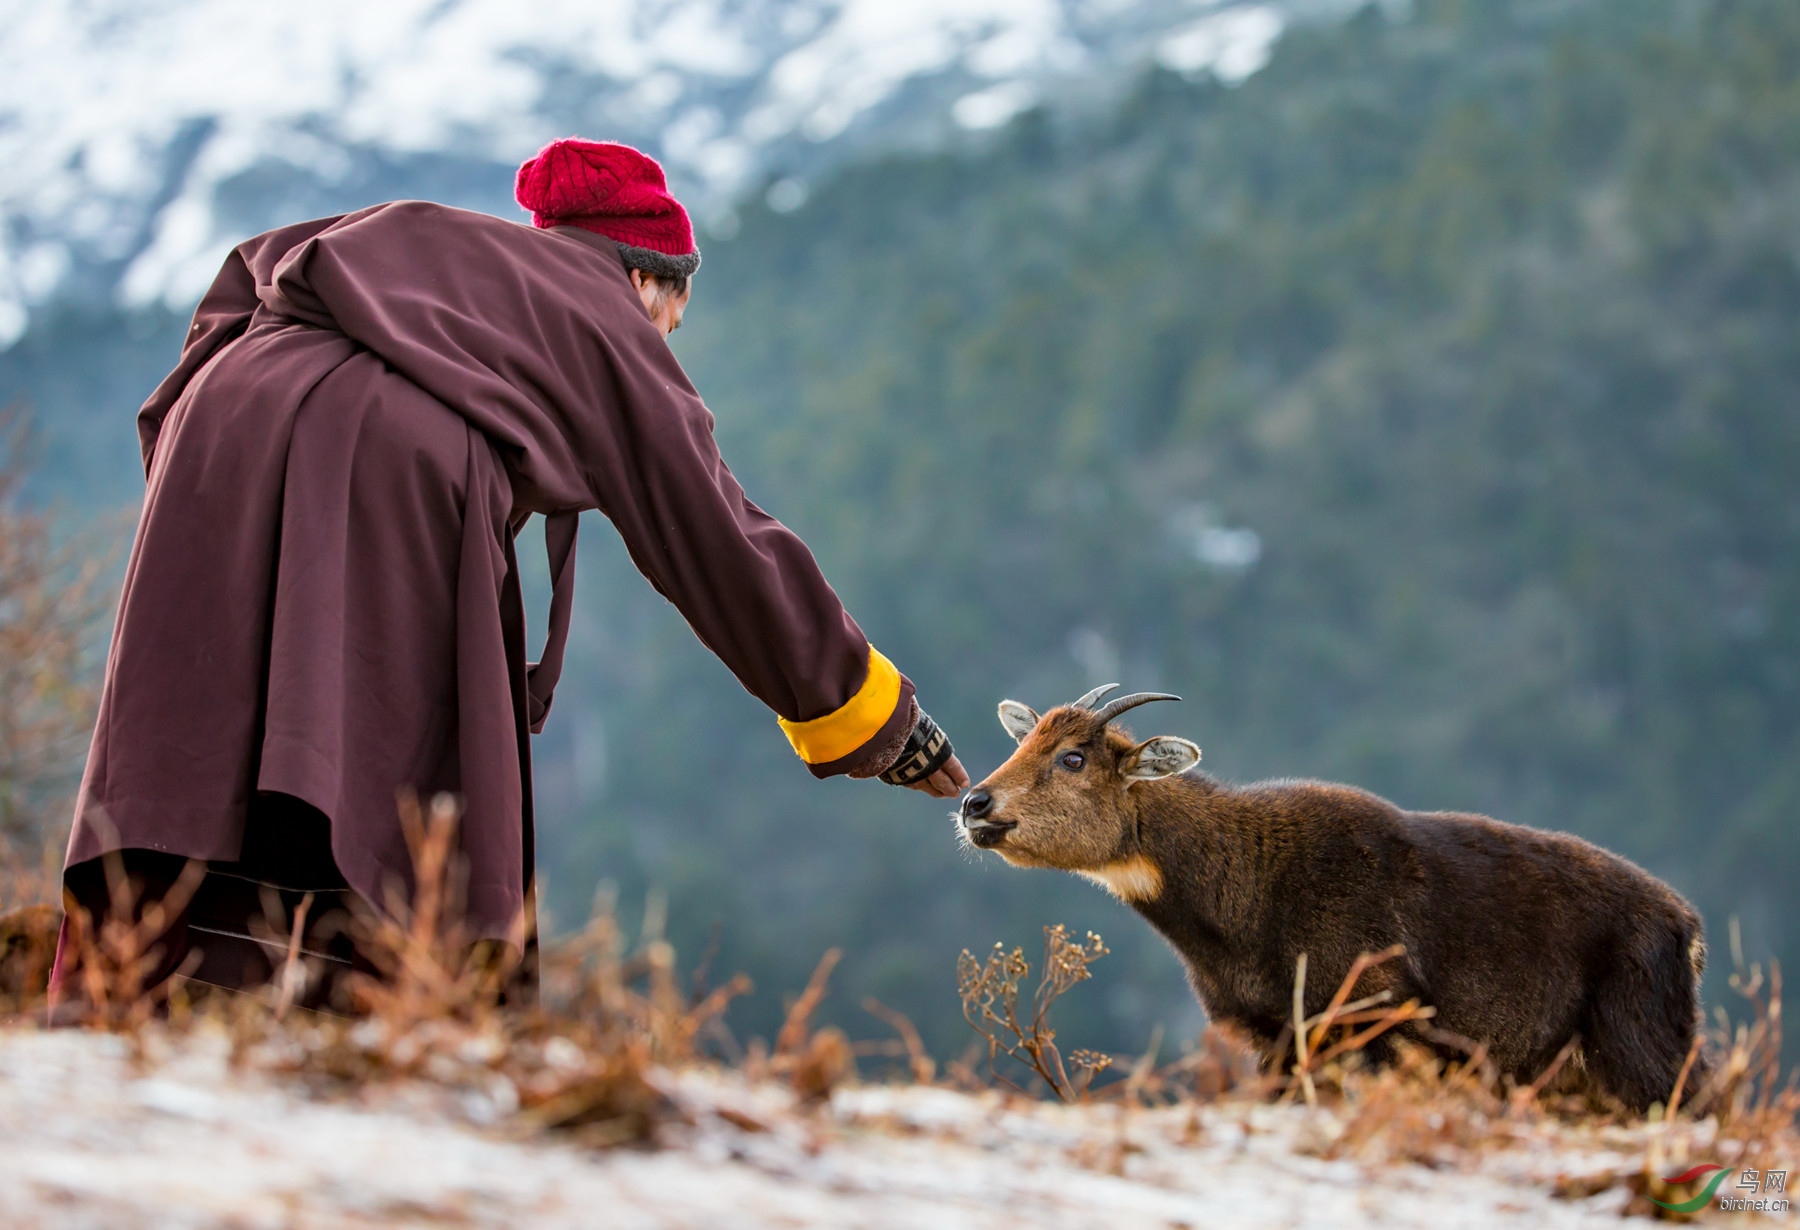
959, 788, 1014, 847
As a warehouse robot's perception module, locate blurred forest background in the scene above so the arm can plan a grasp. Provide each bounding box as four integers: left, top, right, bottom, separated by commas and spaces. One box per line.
3, 0, 1799, 1060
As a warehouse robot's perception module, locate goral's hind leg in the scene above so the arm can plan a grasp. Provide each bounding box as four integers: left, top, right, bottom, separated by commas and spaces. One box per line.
1582, 928, 1705, 1114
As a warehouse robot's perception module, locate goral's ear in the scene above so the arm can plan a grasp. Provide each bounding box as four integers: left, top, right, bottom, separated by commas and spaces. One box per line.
997, 700, 1040, 744
1122, 736, 1201, 781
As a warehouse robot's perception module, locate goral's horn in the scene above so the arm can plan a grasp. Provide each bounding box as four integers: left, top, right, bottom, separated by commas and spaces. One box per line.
1072, 683, 1119, 710
1092, 692, 1182, 727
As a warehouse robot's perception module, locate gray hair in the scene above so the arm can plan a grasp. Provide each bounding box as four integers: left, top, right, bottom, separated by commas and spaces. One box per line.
617, 241, 698, 297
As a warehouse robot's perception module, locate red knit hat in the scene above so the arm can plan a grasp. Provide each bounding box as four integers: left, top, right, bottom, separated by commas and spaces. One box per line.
515, 138, 700, 278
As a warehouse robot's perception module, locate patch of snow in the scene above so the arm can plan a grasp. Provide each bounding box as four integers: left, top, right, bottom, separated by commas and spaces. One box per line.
1156, 5, 1285, 82
953, 81, 1041, 130
0, 0, 1321, 344
1167, 502, 1264, 571
0, 294, 25, 352
765, 177, 810, 213
0, 1028, 1666, 1228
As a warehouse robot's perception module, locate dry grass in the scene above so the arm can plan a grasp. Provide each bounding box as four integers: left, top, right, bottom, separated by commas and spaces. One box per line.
0, 898, 56, 1014
0, 786, 1794, 1223
224, 790, 746, 1147
758, 946, 856, 1101
1298, 954, 1799, 1219
61, 851, 207, 1030
0, 407, 112, 854
949, 921, 1796, 1219
38, 787, 884, 1147
0, 407, 115, 1017
957, 925, 1115, 1101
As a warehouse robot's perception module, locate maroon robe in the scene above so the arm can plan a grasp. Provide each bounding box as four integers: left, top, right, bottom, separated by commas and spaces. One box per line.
67, 202, 917, 945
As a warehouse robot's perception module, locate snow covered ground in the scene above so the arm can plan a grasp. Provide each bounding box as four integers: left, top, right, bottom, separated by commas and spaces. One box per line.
0, 1026, 1691, 1229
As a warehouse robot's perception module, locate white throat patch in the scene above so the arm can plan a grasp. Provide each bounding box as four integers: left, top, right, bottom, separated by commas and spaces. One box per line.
1076, 854, 1163, 903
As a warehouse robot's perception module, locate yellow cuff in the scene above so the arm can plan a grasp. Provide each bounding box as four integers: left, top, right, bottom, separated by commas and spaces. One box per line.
778, 647, 903, 764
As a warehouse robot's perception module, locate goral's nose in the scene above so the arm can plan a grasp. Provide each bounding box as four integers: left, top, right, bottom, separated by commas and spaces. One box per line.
960, 789, 994, 821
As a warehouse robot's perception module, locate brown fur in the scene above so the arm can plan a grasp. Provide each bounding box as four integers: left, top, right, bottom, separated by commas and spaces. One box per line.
963, 705, 1709, 1113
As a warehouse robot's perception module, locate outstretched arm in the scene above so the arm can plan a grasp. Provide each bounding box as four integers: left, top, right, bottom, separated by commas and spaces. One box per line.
593, 403, 966, 793
249, 205, 967, 791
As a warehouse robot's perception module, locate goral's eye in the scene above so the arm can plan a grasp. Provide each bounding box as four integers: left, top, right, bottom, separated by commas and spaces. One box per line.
1059, 750, 1086, 771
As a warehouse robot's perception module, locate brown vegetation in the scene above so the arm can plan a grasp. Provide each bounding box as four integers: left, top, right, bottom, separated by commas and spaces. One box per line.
0, 662, 1789, 1219
957, 924, 1115, 1101
0, 406, 113, 1015
229, 790, 738, 1147
0, 408, 110, 856
0, 643, 1788, 1222
0, 901, 55, 1013
952, 909, 1796, 1218
0, 777, 1794, 1222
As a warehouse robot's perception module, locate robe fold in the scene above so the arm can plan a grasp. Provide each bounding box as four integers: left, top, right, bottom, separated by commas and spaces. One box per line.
68, 201, 916, 943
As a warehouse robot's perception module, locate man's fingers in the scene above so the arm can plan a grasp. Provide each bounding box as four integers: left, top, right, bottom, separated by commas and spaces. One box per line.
899, 755, 970, 798
905, 766, 960, 798
906, 770, 950, 797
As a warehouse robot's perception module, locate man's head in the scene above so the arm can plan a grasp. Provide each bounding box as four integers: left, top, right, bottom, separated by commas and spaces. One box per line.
515, 137, 702, 333
628, 267, 690, 335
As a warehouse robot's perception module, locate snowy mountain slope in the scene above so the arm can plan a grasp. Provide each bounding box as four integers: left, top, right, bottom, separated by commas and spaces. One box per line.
0, 0, 1339, 346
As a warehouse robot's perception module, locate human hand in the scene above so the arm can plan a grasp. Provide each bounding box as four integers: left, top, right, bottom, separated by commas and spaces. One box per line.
904, 753, 969, 799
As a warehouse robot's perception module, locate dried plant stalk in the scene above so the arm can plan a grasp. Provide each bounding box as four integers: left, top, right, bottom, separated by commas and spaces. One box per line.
957, 924, 1112, 1102
863, 996, 937, 1085
1279, 945, 1436, 1105
57, 852, 207, 1031
0, 406, 113, 859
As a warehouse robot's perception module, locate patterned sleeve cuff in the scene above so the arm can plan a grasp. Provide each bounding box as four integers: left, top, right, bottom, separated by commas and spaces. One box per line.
875, 709, 955, 786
